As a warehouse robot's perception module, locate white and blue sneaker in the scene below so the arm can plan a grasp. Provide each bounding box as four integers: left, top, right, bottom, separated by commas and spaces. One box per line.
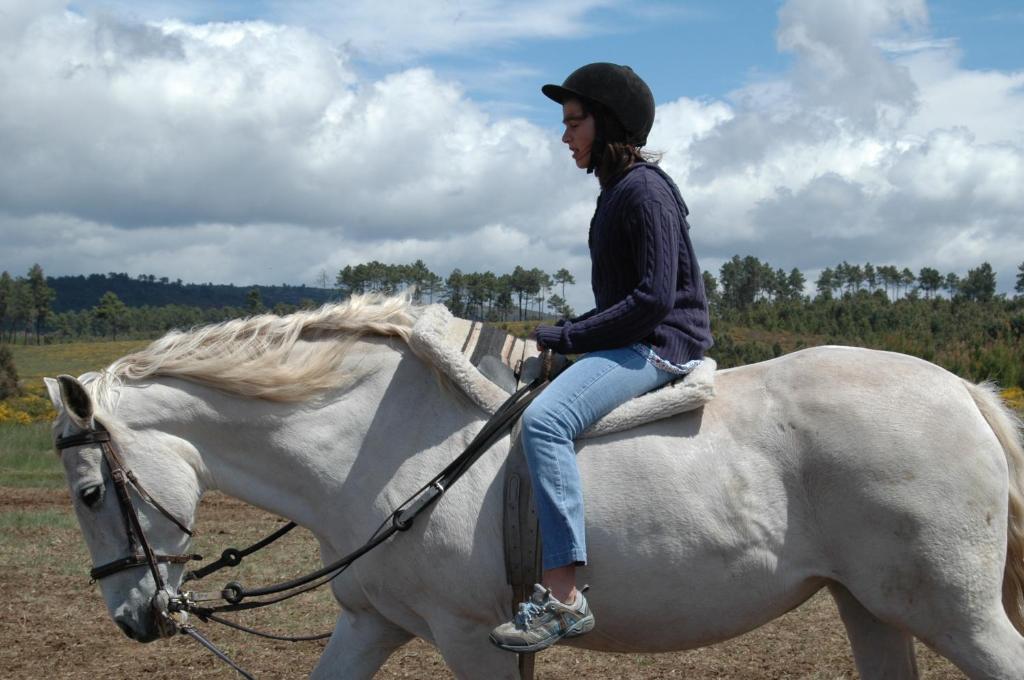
489, 584, 595, 653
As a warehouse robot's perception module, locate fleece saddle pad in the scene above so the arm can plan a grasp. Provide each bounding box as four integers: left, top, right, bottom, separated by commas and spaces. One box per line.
408, 304, 716, 438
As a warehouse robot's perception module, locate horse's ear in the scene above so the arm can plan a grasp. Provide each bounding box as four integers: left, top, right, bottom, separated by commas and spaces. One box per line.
56, 375, 94, 429
44, 377, 63, 413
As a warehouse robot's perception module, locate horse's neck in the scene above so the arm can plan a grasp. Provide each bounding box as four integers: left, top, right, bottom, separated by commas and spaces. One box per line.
122, 344, 497, 538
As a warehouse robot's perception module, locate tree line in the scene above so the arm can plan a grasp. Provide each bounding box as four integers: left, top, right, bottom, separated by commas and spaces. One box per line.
0, 261, 580, 343
46, 271, 334, 313
0, 265, 55, 344
2, 259, 1022, 389
704, 257, 1024, 390
335, 259, 577, 321
706, 255, 1015, 309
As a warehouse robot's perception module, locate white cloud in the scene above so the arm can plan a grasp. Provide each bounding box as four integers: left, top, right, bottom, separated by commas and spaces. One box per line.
0, 5, 590, 234
0, 2, 599, 307
899, 47, 1024, 145
0, 0, 1022, 317
642, 0, 1024, 292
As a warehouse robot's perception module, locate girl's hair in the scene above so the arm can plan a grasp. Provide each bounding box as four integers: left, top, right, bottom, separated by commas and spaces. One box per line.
594, 142, 662, 186
581, 98, 662, 186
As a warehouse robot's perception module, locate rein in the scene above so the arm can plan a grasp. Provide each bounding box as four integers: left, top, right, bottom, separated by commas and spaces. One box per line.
58, 359, 556, 679
180, 372, 549, 611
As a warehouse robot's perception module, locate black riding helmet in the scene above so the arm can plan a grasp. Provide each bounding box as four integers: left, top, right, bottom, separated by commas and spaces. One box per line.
542, 62, 655, 147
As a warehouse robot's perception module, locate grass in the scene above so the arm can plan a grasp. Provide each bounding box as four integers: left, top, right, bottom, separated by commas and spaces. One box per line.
0, 422, 63, 487
0, 341, 146, 485
2, 340, 148, 426
0, 508, 76, 531
8, 340, 146, 385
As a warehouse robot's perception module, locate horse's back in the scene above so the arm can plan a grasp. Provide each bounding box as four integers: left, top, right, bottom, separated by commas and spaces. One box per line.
697, 345, 1006, 543
573, 345, 1010, 652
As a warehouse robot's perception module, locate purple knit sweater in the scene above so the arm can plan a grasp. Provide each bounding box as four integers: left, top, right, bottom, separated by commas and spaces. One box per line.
534, 163, 713, 364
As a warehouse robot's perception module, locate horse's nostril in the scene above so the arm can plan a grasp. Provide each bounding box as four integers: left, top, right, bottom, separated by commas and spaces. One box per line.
116, 618, 137, 640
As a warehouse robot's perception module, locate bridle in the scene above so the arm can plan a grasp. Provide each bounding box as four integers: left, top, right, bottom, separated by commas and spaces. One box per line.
53, 353, 562, 679
55, 423, 200, 590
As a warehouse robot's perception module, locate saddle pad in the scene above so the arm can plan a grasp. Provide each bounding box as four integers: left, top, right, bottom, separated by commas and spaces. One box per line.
409, 305, 538, 413
408, 304, 716, 437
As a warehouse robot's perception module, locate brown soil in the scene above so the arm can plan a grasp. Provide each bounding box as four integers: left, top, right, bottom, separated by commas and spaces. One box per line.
0, 489, 966, 679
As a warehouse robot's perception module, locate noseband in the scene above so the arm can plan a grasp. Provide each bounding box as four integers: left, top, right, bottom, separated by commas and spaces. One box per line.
51, 360, 560, 680
55, 424, 200, 589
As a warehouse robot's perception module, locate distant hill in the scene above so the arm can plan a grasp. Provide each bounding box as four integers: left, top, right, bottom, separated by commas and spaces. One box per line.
47, 273, 336, 312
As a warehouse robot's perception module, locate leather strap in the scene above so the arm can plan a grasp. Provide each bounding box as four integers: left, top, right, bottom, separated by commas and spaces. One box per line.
56, 423, 198, 585
55, 430, 111, 449
504, 421, 542, 680
91, 552, 198, 581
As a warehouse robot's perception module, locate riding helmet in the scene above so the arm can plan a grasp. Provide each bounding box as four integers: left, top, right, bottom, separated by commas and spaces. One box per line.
542, 62, 655, 147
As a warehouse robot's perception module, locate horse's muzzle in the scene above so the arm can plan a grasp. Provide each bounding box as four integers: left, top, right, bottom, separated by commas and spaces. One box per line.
151, 589, 180, 638
115, 614, 162, 642
115, 590, 179, 642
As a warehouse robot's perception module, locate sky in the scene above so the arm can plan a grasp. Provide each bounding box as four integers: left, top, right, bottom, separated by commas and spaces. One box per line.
1, 0, 1022, 313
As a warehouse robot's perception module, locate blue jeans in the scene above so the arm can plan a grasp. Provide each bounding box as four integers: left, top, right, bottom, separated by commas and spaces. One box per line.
521, 346, 676, 571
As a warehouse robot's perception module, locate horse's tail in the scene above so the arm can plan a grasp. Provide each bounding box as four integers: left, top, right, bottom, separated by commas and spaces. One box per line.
965, 380, 1024, 634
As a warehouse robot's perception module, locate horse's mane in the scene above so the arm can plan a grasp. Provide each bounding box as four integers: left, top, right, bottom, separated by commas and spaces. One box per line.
94, 293, 418, 405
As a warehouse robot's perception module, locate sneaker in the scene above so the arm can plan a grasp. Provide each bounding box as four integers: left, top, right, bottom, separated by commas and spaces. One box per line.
489, 584, 595, 653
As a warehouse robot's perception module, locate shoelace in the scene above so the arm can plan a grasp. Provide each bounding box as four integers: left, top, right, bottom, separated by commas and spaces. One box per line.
514, 599, 546, 629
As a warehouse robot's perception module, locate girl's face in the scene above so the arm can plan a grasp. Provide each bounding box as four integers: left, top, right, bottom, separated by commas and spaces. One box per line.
561, 99, 595, 170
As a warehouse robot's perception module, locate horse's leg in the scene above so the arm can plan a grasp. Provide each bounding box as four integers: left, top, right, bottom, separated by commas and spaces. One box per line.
828, 581, 919, 679
429, 614, 520, 680
310, 608, 412, 680
830, 534, 1024, 679
916, 607, 1024, 680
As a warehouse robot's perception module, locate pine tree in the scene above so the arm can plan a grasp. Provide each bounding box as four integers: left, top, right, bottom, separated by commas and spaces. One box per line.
702, 270, 720, 308
815, 267, 835, 299
445, 269, 465, 317
510, 266, 530, 320
553, 268, 576, 299
245, 287, 265, 314
961, 262, 997, 302
944, 272, 959, 298
10, 278, 34, 344
918, 267, 942, 299
93, 291, 129, 340
0, 271, 11, 343
786, 268, 806, 301
27, 264, 55, 344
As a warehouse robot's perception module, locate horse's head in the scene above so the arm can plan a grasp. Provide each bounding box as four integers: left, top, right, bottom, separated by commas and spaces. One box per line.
45, 374, 203, 642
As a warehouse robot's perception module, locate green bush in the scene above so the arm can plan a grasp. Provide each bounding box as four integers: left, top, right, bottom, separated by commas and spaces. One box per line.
0, 346, 20, 399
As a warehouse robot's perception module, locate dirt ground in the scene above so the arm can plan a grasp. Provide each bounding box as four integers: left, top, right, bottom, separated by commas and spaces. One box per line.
1, 488, 966, 679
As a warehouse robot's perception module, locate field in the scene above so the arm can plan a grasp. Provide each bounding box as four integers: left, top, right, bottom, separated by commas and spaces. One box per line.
0, 340, 1008, 678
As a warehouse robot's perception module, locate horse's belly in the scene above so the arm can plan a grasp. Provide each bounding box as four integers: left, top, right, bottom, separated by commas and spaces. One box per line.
576, 510, 824, 652
570, 552, 824, 652
574, 438, 823, 652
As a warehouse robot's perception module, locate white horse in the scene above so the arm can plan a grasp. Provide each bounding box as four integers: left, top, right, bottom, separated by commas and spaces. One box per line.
45, 294, 1024, 679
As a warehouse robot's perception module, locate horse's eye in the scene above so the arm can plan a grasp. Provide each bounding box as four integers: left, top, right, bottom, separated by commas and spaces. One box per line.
79, 485, 103, 508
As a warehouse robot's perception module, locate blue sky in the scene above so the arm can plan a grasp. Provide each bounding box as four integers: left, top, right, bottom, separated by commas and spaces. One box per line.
2, 0, 1023, 311
70, 1, 1022, 122
428, 2, 793, 123
929, 1, 1024, 70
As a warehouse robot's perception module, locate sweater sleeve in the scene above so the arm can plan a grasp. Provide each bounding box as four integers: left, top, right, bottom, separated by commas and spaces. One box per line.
535, 198, 680, 354
569, 308, 597, 324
